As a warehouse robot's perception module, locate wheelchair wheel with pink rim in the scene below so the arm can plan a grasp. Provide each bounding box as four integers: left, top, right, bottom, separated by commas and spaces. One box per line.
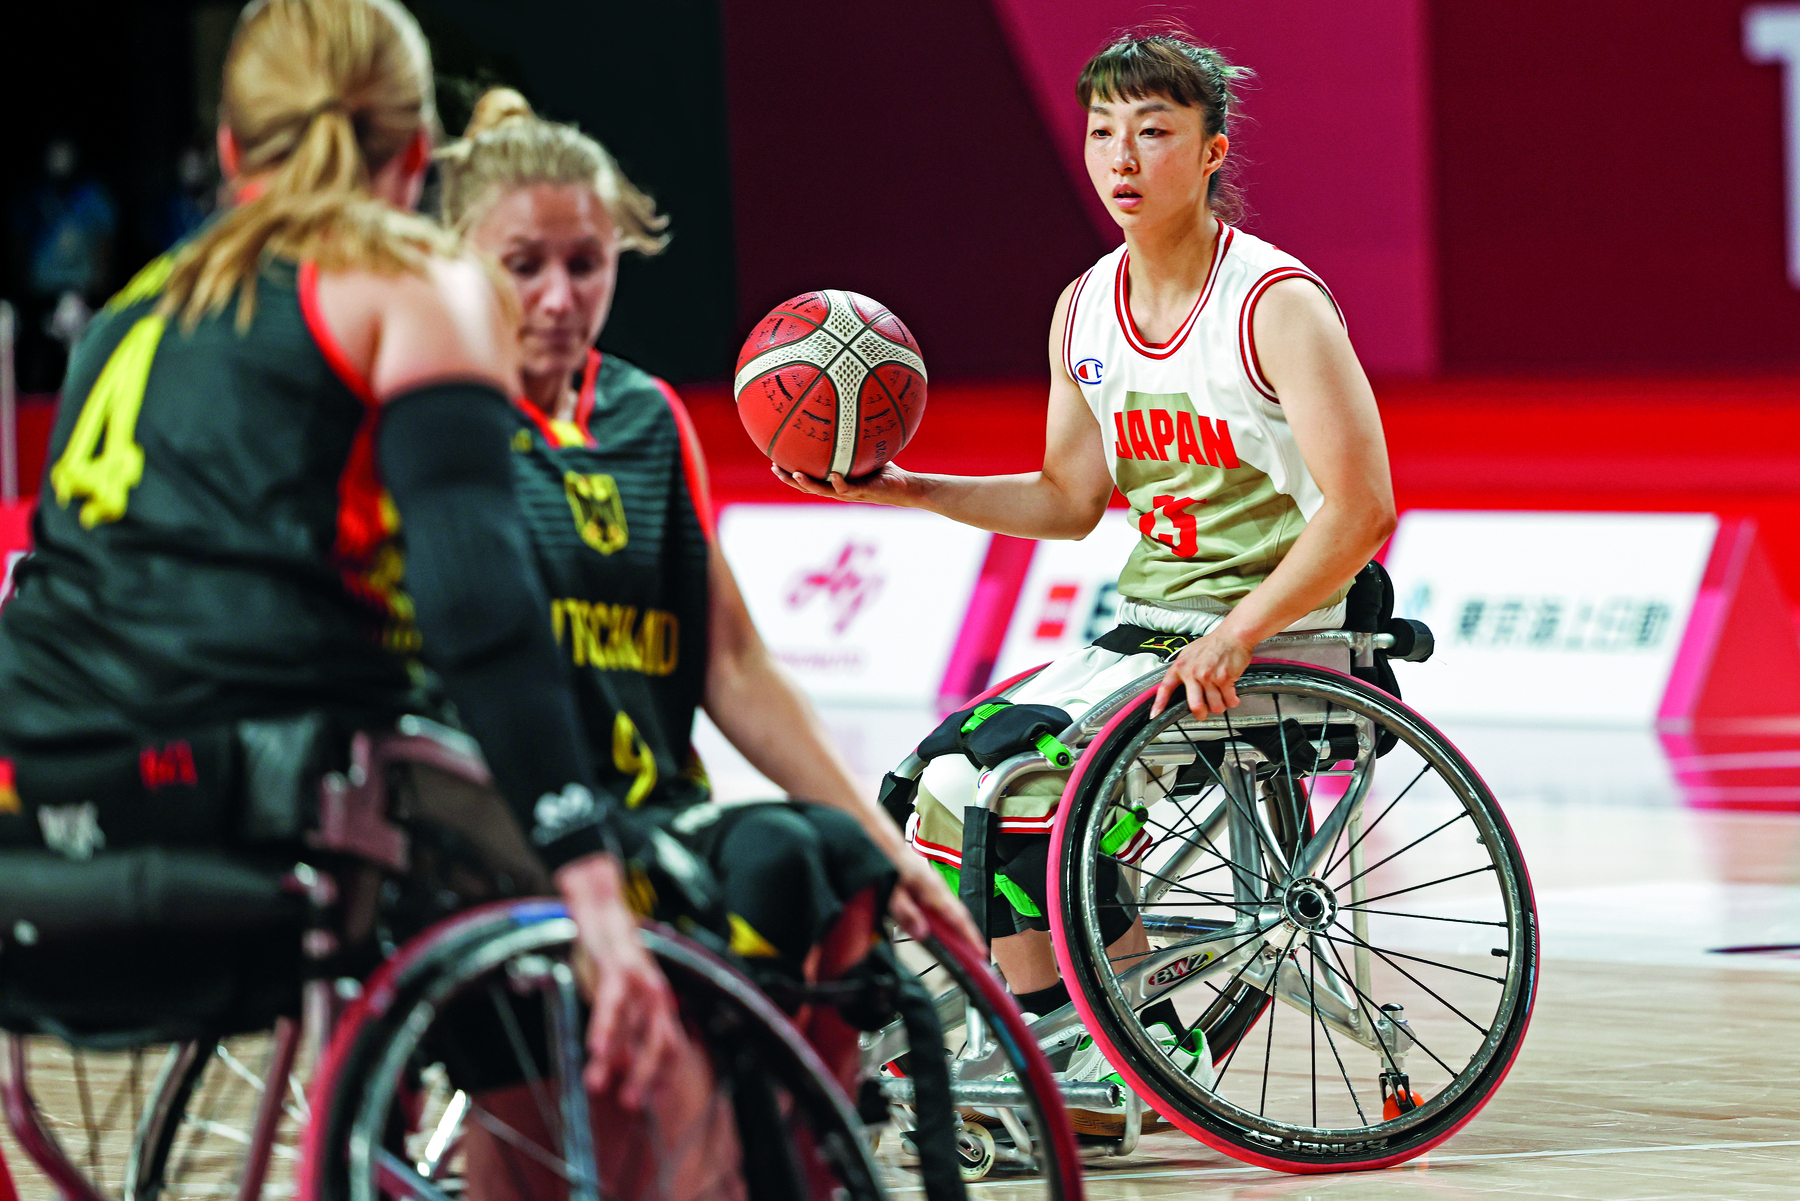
1047, 662, 1538, 1172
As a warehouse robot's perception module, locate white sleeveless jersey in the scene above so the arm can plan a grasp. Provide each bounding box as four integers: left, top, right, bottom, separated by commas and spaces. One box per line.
1063, 224, 1346, 610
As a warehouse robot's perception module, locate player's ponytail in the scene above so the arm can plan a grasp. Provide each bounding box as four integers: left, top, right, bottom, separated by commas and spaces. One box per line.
159, 0, 459, 331
1078, 29, 1254, 224
435, 87, 669, 255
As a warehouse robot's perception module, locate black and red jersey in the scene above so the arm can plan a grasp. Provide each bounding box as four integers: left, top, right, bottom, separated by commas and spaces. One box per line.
509, 349, 714, 811
0, 254, 428, 749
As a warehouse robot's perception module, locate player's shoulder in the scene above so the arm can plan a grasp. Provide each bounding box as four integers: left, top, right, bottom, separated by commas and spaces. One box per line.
594, 352, 680, 416
1215, 224, 1322, 290
589, 351, 687, 438
1058, 242, 1125, 318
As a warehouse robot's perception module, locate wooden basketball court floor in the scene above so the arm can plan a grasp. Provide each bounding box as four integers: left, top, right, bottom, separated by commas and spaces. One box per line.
706, 716, 1800, 1200
3, 721, 1795, 1200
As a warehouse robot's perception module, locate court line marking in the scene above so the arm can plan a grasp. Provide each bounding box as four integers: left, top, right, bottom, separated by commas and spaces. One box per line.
1056, 1138, 1800, 1184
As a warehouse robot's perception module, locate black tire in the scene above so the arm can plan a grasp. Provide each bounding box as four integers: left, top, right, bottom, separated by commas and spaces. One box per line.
1050, 664, 1538, 1172
302, 900, 881, 1201
869, 932, 1083, 1197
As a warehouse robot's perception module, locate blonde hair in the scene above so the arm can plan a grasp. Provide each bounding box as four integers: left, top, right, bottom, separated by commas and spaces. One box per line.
160, 0, 460, 330
435, 87, 670, 255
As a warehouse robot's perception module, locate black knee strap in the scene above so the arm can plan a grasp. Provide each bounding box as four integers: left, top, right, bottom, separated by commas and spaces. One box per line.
918, 700, 1074, 769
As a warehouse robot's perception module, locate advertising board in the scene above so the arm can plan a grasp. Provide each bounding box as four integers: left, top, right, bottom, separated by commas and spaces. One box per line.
990, 512, 1138, 681
1383, 511, 1720, 726
717, 503, 991, 705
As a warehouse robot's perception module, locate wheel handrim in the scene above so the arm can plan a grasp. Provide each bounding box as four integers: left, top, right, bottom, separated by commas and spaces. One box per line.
1061, 666, 1537, 1160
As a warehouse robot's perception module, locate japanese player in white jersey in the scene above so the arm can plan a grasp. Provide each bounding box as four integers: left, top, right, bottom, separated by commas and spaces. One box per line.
781, 30, 1396, 1127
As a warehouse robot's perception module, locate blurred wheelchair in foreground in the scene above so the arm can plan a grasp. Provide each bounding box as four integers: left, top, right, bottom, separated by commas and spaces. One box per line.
881, 614, 1539, 1175
0, 720, 1080, 1201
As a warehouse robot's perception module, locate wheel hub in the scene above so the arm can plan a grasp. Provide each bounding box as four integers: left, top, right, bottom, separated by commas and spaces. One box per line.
1282, 876, 1338, 933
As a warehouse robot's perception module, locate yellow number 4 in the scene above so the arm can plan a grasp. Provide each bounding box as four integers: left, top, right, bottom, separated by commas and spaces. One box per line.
51, 314, 164, 528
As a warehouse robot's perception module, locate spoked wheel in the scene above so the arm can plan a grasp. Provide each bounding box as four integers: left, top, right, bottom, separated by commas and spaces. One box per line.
1, 1028, 310, 1201
867, 926, 1081, 1197
302, 900, 881, 1201
1048, 663, 1538, 1172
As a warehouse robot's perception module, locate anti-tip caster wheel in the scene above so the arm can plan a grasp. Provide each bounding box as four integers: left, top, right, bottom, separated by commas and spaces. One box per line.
956, 1121, 997, 1181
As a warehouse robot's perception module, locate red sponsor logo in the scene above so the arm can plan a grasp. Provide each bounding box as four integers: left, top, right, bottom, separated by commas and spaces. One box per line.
1033, 582, 1081, 639
1112, 408, 1238, 468
140, 741, 199, 791
787, 542, 885, 634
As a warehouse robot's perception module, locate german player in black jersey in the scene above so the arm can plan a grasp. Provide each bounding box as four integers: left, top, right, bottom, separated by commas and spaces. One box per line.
436, 90, 981, 1083
0, 3, 731, 1196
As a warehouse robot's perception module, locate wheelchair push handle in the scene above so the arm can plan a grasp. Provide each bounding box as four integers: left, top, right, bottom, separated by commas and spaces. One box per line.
1374, 619, 1434, 663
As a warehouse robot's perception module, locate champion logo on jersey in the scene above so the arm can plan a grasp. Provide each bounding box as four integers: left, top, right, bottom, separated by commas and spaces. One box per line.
1074, 358, 1105, 385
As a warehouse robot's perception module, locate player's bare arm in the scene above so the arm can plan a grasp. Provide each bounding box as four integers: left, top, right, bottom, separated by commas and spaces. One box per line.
699, 545, 984, 949
1153, 276, 1396, 716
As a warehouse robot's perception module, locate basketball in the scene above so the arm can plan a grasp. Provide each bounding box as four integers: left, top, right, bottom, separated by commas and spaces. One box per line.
733, 289, 927, 479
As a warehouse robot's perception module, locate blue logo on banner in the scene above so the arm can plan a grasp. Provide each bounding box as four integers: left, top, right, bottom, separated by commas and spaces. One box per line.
1074, 358, 1105, 384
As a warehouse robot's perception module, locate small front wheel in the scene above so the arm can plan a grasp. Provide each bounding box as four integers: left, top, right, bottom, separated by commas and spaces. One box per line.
956, 1121, 997, 1181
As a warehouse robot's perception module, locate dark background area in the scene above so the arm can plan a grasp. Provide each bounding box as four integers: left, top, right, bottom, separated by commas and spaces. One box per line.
1430, 0, 1800, 372
0, 0, 739, 386
718, 0, 1106, 378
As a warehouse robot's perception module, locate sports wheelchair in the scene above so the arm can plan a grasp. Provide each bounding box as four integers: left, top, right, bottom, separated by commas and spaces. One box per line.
0, 716, 1079, 1201
876, 609, 1539, 1174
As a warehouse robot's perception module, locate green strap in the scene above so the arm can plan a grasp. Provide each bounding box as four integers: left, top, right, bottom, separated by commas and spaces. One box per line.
1100, 804, 1148, 856
960, 702, 1008, 732
1034, 732, 1073, 768
930, 859, 1044, 918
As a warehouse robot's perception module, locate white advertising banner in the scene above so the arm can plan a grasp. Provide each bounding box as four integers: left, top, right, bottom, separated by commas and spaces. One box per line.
717, 504, 991, 705
991, 511, 1140, 680
1383, 511, 1719, 727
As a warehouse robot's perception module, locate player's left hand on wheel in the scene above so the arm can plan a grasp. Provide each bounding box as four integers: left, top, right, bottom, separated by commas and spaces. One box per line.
556, 854, 687, 1108
887, 851, 986, 952
1153, 629, 1254, 717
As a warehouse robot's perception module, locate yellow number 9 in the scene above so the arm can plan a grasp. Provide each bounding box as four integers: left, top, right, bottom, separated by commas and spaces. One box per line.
612, 711, 659, 809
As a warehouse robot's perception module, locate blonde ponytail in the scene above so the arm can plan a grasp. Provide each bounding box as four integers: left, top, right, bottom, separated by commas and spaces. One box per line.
160, 0, 460, 331
435, 87, 670, 255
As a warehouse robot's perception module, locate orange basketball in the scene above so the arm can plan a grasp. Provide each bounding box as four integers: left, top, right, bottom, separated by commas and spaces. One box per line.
733, 290, 927, 479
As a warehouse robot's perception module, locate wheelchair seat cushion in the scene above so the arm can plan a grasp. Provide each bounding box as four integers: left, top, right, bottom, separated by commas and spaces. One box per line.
0, 849, 307, 1047
0, 847, 304, 941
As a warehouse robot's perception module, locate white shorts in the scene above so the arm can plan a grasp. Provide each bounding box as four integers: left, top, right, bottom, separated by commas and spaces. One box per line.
911, 598, 1346, 865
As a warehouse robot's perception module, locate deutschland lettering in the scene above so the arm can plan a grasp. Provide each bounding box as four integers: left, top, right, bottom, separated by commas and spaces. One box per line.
551, 600, 680, 675
1112, 408, 1239, 467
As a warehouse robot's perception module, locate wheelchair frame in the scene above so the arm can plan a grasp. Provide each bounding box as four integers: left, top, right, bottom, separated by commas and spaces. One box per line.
1, 715, 1080, 1201
886, 627, 1536, 1169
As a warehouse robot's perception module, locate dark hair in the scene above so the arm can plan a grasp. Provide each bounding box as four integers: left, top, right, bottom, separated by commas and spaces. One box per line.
1077, 30, 1253, 223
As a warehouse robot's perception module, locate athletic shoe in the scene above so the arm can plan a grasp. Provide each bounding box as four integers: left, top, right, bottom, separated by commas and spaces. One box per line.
1062, 1023, 1214, 1137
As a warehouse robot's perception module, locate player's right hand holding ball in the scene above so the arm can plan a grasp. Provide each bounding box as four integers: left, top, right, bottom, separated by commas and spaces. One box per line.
774, 461, 917, 506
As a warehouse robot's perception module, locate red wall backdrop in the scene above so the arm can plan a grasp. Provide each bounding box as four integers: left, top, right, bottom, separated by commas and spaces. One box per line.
721, 0, 1439, 378
989, 0, 1439, 376
719, 0, 1107, 378
1431, 0, 1800, 371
